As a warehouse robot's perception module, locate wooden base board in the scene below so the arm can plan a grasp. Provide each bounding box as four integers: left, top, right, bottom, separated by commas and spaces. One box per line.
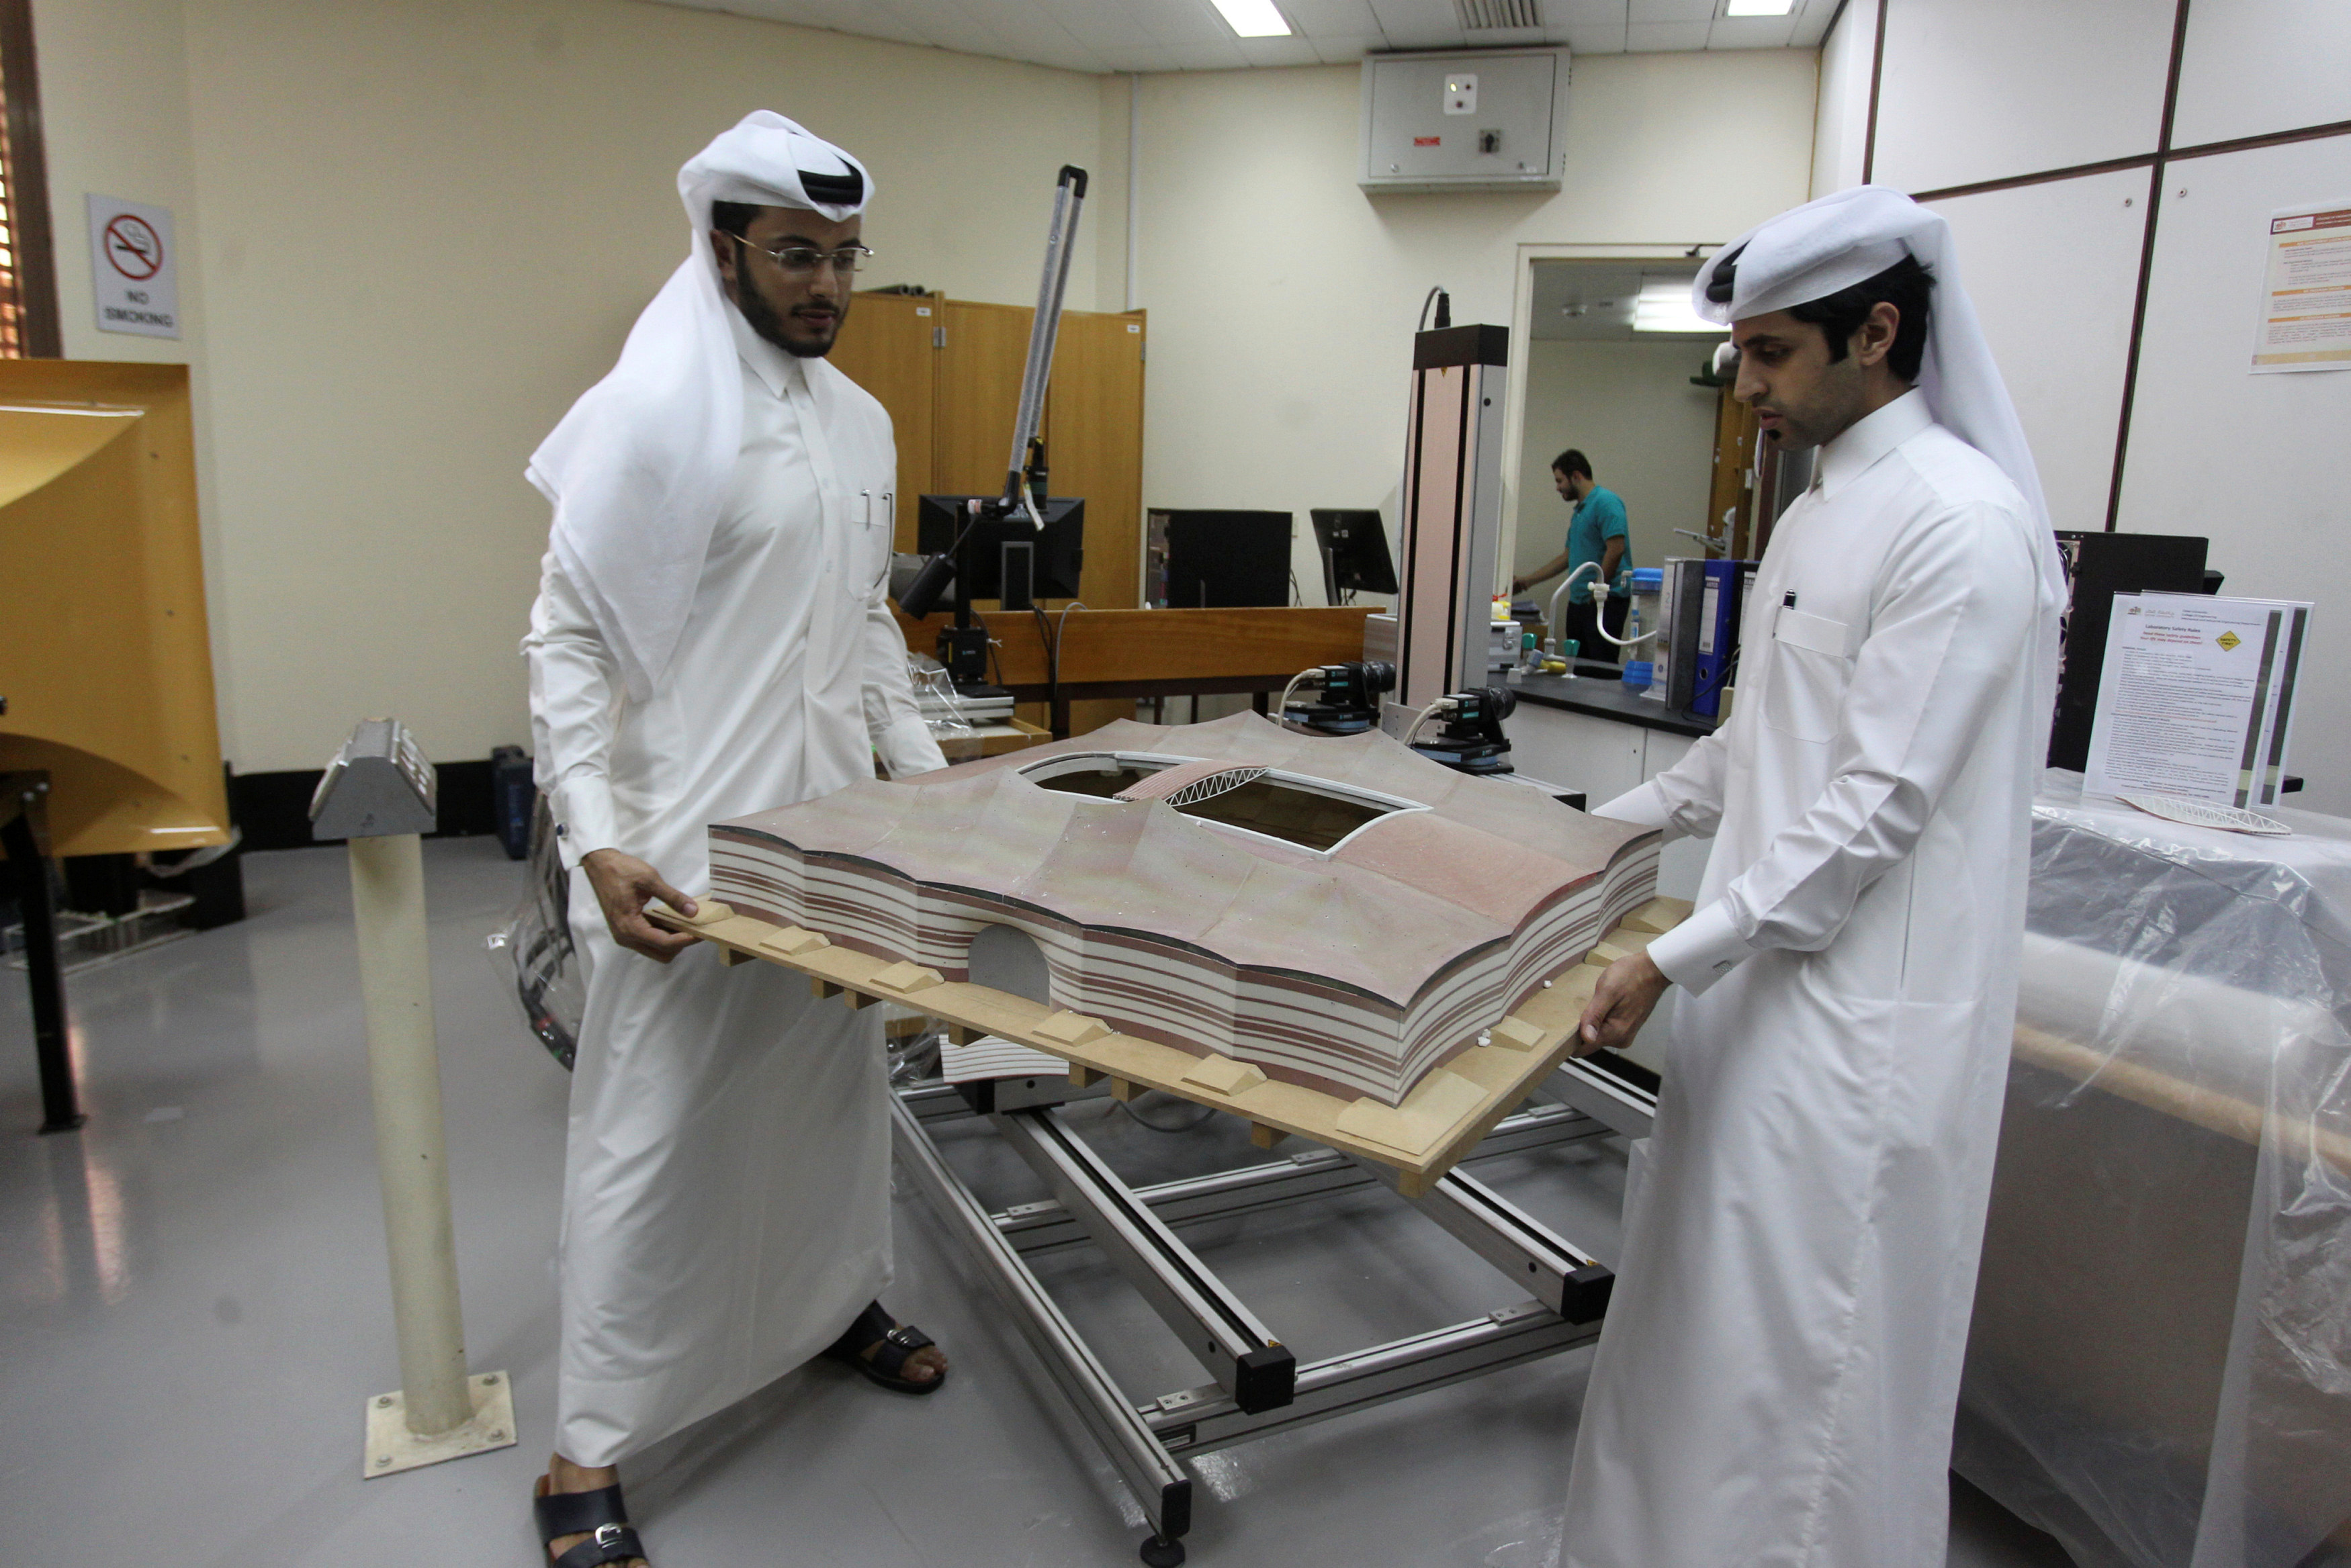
655, 896, 1689, 1195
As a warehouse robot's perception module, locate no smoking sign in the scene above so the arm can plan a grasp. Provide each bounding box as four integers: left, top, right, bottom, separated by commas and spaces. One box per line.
86, 194, 179, 339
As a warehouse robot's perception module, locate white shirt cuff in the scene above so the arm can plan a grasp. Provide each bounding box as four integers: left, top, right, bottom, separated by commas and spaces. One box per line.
1643, 899, 1757, 996
1592, 779, 1673, 829
552, 775, 619, 870
877, 713, 950, 778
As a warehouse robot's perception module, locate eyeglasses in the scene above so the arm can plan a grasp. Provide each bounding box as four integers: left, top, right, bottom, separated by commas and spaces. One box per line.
730, 238, 875, 277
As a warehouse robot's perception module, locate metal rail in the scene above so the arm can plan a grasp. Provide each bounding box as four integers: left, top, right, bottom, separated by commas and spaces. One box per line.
888, 1097, 1193, 1543
995, 1101, 1610, 1256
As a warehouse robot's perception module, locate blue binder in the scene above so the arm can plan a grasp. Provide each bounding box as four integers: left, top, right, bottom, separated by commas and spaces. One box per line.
1690, 559, 1755, 719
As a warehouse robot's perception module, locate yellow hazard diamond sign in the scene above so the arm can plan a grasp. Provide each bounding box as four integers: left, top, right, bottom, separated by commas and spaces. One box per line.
2216, 631, 2243, 651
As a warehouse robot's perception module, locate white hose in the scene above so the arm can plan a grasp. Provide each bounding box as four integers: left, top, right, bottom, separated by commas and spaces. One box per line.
1546, 561, 1660, 651
1400, 698, 1448, 749
1277, 669, 1316, 717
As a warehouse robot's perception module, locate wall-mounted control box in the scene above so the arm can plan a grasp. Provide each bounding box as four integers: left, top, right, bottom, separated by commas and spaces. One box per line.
1360, 48, 1568, 195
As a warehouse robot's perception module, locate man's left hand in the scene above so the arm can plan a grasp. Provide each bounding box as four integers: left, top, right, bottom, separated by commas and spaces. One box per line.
1577, 952, 1669, 1057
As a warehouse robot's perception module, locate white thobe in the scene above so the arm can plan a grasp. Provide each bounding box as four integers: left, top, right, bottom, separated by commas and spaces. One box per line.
524, 304, 946, 1467
1559, 391, 2060, 1567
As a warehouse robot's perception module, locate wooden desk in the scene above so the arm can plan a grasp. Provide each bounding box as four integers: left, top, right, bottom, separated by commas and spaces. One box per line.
895, 606, 1376, 736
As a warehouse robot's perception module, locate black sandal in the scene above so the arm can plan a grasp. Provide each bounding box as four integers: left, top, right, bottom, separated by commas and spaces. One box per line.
533, 1477, 648, 1568
822, 1300, 948, 1395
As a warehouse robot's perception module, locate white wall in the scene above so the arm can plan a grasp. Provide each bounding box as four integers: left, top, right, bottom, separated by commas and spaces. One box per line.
1133, 50, 1820, 601
2171, 0, 2351, 146
1512, 338, 1720, 585
1871, 0, 2174, 195
42, 0, 1120, 773
1818, 0, 2351, 814
1931, 169, 2152, 535
1810, 0, 1876, 196
2115, 138, 2351, 813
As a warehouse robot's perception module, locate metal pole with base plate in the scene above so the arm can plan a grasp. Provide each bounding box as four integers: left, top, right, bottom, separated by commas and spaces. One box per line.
312, 719, 517, 1477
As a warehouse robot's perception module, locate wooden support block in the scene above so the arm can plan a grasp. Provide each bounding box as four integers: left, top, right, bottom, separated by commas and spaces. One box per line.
1249, 1123, 1288, 1150
947, 1024, 983, 1047
1069, 1065, 1105, 1088
811, 976, 877, 1009
870, 960, 944, 995
756, 926, 831, 958
1622, 896, 1695, 935
1489, 1015, 1546, 1053
1394, 1170, 1431, 1199
720, 946, 754, 967
678, 900, 736, 927
1108, 1077, 1143, 1103
1179, 1054, 1267, 1096
1586, 929, 1658, 967
1035, 1011, 1114, 1048
1335, 1098, 1419, 1154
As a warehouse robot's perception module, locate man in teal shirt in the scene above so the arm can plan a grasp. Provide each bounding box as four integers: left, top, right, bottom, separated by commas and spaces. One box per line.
1514, 449, 1630, 663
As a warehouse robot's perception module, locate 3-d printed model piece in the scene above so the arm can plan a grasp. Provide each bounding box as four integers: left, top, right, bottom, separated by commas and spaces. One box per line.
709, 714, 1659, 1105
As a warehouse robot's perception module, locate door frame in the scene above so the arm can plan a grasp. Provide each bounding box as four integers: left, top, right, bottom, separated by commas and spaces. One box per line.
1498, 242, 1727, 590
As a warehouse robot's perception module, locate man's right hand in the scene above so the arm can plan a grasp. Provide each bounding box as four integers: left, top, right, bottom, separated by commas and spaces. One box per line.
581, 848, 701, 963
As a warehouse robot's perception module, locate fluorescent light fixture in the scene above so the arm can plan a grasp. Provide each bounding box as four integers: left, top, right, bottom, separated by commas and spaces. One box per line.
1210, 0, 1292, 36
1724, 0, 1795, 13
1632, 278, 1725, 334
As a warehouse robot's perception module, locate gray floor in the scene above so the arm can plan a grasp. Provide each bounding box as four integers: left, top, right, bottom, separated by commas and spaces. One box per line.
0, 838, 2076, 1567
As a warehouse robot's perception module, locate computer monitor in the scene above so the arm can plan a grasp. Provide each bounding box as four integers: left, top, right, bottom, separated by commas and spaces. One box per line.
1309, 509, 1399, 602
1147, 510, 1292, 608
916, 494, 1086, 606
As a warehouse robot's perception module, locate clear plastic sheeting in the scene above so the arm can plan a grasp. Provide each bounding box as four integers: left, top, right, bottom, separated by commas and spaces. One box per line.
1956, 771, 2351, 1568
484, 794, 584, 1071
907, 651, 979, 762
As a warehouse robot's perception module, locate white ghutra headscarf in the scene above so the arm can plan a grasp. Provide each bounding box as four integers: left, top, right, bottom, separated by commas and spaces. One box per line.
1695, 185, 2055, 549
527, 112, 872, 701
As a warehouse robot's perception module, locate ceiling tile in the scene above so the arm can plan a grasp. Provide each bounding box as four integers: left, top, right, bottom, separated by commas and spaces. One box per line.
1787, 0, 1837, 46
1366, 0, 1465, 49
1030, 0, 1159, 46
1281, 0, 1387, 34
1308, 32, 1388, 62
1626, 18, 1710, 48
1705, 15, 1798, 48
1155, 40, 1260, 70
648, 0, 1804, 73
1236, 34, 1331, 64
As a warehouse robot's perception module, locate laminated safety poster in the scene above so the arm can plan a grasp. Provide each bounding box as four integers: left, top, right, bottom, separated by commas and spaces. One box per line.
2084, 593, 2310, 808
2252, 201, 2351, 373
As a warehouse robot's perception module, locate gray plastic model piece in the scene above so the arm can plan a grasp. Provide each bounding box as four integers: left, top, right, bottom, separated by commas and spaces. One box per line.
311, 718, 438, 839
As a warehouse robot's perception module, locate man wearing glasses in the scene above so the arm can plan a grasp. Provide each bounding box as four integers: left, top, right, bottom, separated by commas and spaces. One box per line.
523, 113, 948, 1568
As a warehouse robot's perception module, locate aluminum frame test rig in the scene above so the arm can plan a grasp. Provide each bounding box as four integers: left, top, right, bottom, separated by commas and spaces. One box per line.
654, 888, 1677, 1566
891, 1033, 1662, 1565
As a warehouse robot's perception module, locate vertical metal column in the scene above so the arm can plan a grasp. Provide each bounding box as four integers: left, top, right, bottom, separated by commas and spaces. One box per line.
348, 831, 471, 1437
2, 774, 83, 1134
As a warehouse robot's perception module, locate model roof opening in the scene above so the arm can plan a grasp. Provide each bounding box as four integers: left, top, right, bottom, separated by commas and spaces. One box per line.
1017, 750, 1419, 854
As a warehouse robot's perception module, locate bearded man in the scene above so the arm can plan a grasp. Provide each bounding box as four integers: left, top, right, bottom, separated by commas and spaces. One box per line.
521, 112, 950, 1568
1561, 186, 2066, 1568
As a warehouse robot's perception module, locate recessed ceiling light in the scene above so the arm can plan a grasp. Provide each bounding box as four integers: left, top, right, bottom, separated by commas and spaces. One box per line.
1724, 0, 1795, 14
1632, 277, 1725, 334
1210, 0, 1293, 38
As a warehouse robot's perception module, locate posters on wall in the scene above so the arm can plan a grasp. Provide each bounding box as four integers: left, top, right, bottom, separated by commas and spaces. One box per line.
85, 195, 179, 340
2084, 592, 2309, 808
2252, 201, 2351, 373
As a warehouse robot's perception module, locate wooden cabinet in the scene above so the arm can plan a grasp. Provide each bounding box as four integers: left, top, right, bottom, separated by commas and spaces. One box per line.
1047, 311, 1147, 612
824, 291, 940, 553
828, 289, 1147, 609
